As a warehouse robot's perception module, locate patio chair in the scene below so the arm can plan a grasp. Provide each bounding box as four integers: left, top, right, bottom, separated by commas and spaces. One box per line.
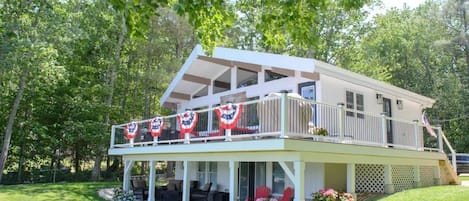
190, 182, 212, 201
254, 186, 271, 200
131, 178, 148, 201
279, 187, 293, 201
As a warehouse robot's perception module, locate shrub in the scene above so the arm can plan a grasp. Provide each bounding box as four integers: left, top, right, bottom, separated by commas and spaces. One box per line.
112, 188, 135, 201
312, 188, 354, 201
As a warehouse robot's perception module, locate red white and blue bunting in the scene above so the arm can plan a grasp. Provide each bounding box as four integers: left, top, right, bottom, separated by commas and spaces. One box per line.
125, 122, 138, 140
215, 103, 243, 129
149, 117, 164, 137
177, 111, 198, 137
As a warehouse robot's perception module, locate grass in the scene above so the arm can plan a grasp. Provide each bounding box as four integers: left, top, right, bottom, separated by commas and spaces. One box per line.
374, 185, 469, 201
0, 182, 120, 201
459, 176, 469, 181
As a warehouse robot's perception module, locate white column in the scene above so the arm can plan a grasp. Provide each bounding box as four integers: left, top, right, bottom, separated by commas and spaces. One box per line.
231, 67, 237, 90
384, 165, 394, 194
182, 160, 192, 201
225, 129, 232, 141
148, 161, 156, 201
110, 125, 116, 148
381, 113, 388, 147
294, 161, 305, 201
123, 160, 134, 191
412, 120, 419, 150
413, 165, 421, 188
337, 103, 345, 142
229, 160, 239, 201
347, 163, 356, 194
433, 166, 441, 185
153, 137, 158, 146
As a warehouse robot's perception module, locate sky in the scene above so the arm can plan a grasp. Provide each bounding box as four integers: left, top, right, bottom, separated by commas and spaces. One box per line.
382, 0, 427, 10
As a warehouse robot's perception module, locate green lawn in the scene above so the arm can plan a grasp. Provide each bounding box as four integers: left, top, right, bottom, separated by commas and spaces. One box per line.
0, 182, 120, 201
374, 185, 469, 201
460, 176, 469, 181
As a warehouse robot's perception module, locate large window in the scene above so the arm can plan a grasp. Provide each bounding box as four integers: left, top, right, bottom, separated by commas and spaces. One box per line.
237, 68, 258, 88
272, 162, 285, 195
265, 70, 287, 82
346, 91, 364, 118
197, 162, 217, 188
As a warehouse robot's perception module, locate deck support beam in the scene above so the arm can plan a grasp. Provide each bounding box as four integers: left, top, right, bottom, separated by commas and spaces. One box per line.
182, 160, 193, 201
384, 165, 394, 194
148, 160, 156, 201
413, 165, 422, 188
347, 163, 356, 194
294, 161, 305, 201
279, 161, 295, 183
123, 160, 134, 191
229, 160, 239, 201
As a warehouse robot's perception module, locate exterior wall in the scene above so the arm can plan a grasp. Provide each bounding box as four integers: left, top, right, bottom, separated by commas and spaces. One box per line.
320, 74, 422, 121
320, 74, 424, 145
217, 162, 230, 191
324, 163, 347, 191
304, 162, 325, 199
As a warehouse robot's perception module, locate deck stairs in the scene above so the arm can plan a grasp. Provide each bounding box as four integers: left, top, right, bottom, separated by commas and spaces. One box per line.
439, 159, 460, 185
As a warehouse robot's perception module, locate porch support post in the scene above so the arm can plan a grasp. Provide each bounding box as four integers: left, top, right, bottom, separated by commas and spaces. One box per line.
110, 125, 116, 148
412, 120, 419, 150
229, 160, 239, 201
148, 160, 156, 201
346, 163, 356, 195
278, 161, 295, 182
123, 160, 134, 191
280, 92, 288, 138
293, 161, 305, 201
381, 113, 388, 147
413, 165, 422, 188
337, 103, 345, 142
433, 165, 441, 185
384, 165, 394, 194
225, 129, 232, 141
182, 160, 193, 201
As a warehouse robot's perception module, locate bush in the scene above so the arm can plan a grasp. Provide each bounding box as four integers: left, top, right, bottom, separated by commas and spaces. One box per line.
112, 188, 135, 201
312, 188, 354, 201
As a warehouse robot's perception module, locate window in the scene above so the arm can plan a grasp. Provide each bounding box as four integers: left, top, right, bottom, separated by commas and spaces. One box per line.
272, 162, 285, 195
237, 68, 258, 88
197, 162, 217, 188
265, 70, 287, 82
346, 91, 365, 118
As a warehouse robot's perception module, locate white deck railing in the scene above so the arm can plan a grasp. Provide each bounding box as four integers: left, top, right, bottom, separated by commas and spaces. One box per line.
110, 93, 451, 156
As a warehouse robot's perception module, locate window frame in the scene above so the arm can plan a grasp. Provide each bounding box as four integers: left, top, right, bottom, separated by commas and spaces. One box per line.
345, 90, 365, 119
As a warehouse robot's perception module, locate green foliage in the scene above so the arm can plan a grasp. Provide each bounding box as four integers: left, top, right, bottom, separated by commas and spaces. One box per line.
377, 185, 469, 201
0, 182, 120, 201
113, 188, 135, 201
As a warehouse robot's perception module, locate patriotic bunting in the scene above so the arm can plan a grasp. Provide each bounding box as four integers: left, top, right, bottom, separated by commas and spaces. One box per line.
149, 117, 164, 137
422, 111, 437, 138
125, 122, 138, 140
215, 103, 243, 129
177, 111, 198, 138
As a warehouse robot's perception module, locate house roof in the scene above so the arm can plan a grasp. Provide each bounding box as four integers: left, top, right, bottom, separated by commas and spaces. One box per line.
160, 45, 435, 107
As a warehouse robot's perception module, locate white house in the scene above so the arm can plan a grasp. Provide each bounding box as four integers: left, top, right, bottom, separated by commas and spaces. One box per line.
108, 45, 459, 201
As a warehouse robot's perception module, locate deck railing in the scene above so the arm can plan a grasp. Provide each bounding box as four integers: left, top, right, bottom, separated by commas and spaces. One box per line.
110, 93, 447, 154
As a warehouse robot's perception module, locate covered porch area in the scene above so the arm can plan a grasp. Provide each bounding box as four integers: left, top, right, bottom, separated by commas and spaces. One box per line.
116, 139, 445, 201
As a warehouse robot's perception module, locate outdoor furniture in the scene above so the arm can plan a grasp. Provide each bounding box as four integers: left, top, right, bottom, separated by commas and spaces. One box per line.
191, 182, 212, 201
131, 177, 148, 201
254, 186, 271, 200
279, 187, 293, 201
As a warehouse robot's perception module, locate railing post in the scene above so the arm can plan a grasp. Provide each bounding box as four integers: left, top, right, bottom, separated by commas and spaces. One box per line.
381, 113, 388, 147
280, 92, 288, 138
110, 125, 116, 149
130, 138, 134, 147
225, 129, 232, 141
153, 136, 158, 146
184, 133, 190, 144
437, 126, 443, 153
413, 120, 419, 150
337, 103, 345, 142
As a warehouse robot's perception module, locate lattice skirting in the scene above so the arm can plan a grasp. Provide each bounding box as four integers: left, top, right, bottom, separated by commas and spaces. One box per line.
356, 164, 385, 193
420, 166, 434, 187
391, 165, 414, 192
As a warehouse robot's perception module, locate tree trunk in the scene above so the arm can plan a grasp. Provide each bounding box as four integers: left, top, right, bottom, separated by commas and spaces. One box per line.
0, 68, 28, 183
91, 14, 126, 181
